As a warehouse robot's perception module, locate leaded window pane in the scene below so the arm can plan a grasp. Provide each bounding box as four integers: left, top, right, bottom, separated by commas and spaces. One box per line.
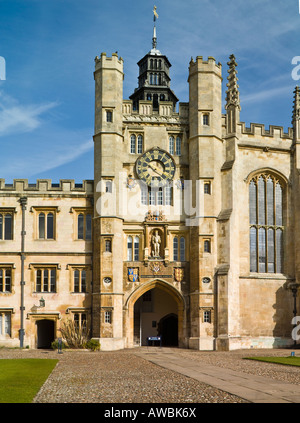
250, 227, 257, 272
141, 186, 147, 205
5, 269, 11, 292
176, 137, 181, 156
258, 177, 265, 225
173, 237, 178, 261
39, 213, 45, 239
134, 236, 139, 261
258, 228, 266, 273
86, 214, 92, 240
149, 190, 155, 205
4, 214, 12, 240
275, 183, 283, 226
165, 186, 172, 206
81, 270, 86, 293
127, 236, 133, 261
157, 188, 163, 205
249, 181, 257, 225
267, 228, 275, 273
276, 229, 283, 273
137, 135, 143, 154
47, 213, 54, 239
74, 270, 80, 292
169, 136, 174, 155
78, 214, 84, 239
50, 269, 56, 292
130, 135, 136, 154
267, 178, 274, 226
36, 270, 42, 292
180, 237, 185, 261
43, 269, 48, 292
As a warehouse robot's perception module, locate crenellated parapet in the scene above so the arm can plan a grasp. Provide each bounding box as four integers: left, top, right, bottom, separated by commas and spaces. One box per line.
237, 122, 293, 140
0, 179, 94, 194
94, 52, 124, 74
188, 56, 222, 79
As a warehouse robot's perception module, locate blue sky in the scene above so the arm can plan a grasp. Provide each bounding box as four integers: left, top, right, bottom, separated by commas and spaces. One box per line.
0, 0, 299, 183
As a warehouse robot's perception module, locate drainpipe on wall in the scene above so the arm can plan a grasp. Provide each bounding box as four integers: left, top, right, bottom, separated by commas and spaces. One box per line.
19, 197, 27, 348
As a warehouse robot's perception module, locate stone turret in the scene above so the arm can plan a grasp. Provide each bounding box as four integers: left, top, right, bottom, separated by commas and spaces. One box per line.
187, 55, 223, 350
93, 52, 125, 350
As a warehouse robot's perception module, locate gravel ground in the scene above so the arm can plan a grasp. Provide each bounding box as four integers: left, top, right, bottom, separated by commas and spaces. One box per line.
1, 347, 300, 403
0, 348, 247, 403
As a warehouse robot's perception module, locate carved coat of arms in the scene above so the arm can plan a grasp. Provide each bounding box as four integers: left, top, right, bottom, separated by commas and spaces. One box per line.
150, 261, 162, 274
174, 268, 184, 282
126, 177, 137, 190
128, 268, 139, 282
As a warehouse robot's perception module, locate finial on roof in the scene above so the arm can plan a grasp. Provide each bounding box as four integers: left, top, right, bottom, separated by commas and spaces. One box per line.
152, 6, 159, 50
292, 86, 300, 124
225, 54, 240, 110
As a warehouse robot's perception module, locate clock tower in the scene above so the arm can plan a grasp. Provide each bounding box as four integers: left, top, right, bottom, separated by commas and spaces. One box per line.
129, 13, 178, 112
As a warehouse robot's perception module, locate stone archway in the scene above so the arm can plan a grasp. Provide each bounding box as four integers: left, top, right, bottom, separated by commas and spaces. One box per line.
124, 279, 186, 348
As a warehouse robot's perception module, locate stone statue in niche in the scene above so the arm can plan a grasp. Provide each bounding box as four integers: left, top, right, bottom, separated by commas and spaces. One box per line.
151, 230, 161, 257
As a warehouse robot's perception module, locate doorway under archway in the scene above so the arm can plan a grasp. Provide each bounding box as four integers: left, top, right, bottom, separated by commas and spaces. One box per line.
133, 285, 179, 346
158, 313, 178, 346
36, 319, 55, 349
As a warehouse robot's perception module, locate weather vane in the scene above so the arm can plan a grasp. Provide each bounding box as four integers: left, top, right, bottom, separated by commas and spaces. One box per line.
153, 5, 158, 21
152, 6, 159, 49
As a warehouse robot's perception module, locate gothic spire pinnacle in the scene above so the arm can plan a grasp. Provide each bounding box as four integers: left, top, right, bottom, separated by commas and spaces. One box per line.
292, 86, 300, 124
225, 54, 240, 110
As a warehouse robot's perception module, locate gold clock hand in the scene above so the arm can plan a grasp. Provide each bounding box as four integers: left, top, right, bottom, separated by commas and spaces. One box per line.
149, 164, 164, 176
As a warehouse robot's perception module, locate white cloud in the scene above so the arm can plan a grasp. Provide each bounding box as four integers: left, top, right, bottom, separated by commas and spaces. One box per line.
0, 91, 58, 136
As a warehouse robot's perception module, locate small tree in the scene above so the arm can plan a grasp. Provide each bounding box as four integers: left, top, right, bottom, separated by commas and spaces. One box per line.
59, 317, 89, 349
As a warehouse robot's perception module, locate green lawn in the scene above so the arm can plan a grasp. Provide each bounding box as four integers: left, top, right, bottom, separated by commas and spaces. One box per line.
0, 359, 58, 403
244, 356, 300, 367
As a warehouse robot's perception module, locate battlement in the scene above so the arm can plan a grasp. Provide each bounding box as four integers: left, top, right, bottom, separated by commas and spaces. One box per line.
188, 56, 222, 78
238, 121, 293, 140
94, 52, 124, 74
0, 179, 94, 194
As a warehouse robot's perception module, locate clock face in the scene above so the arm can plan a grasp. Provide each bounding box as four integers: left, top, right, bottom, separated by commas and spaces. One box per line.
135, 148, 176, 186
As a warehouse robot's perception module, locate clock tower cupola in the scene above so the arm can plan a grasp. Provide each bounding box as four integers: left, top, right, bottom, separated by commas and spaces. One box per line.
129, 7, 178, 112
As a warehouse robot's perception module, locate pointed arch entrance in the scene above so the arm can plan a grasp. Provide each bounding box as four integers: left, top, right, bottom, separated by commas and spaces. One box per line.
124, 279, 186, 348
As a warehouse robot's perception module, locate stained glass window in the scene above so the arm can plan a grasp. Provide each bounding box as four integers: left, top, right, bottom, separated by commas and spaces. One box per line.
249, 174, 284, 273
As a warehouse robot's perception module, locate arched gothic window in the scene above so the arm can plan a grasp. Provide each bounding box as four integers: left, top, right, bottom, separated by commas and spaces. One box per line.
180, 237, 185, 261
127, 236, 133, 261
173, 237, 178, 261
134, 236, 139, 261
249, 173, 284, 273
130, 135, 136, 154
169, 136, 174, 155
137, 135, 143, 154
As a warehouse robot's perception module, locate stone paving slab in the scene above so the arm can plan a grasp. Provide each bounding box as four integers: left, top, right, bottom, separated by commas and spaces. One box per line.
134, 349, 300, 403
